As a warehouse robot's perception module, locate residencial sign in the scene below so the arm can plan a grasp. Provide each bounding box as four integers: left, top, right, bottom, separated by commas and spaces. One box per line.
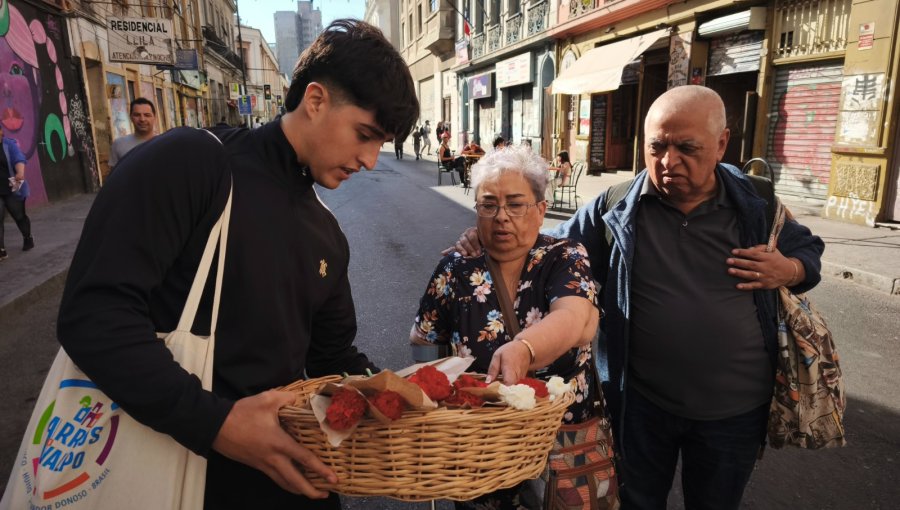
107, 17, 175, 65
470, 73, 492, 99
264, 84, 272, 100
229, 83, 241, 100
496, 53, 532, 88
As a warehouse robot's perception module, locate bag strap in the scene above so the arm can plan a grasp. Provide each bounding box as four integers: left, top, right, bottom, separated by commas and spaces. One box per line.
176, 185, 233, 334
484, 254, 521, 338
765, 198, 787, 254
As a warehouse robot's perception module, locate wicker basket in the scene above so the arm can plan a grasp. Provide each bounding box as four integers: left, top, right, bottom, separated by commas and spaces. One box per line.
278, 375, 575, 501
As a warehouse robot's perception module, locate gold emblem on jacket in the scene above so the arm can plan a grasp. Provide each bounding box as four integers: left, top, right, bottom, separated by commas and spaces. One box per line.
319, 259, 328, 278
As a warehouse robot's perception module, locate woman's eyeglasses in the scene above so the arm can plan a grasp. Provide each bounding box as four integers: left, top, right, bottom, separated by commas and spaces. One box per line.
474, 201, 544, 218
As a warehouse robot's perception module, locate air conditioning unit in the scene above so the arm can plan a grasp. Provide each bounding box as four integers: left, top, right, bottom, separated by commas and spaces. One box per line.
698, 7, 766, 38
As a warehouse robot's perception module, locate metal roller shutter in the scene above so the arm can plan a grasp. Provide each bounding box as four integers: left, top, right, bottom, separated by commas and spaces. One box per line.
766, 61, 842, 201
707, 32, 763, 76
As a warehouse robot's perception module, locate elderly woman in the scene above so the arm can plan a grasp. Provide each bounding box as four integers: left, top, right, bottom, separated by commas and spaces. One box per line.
410, 145, 601, 509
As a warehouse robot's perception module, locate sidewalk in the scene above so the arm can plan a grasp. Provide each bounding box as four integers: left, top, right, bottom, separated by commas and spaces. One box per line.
1, 159, 898, 320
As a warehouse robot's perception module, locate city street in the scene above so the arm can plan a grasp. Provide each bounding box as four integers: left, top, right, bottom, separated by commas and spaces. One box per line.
1, 151, 898, 508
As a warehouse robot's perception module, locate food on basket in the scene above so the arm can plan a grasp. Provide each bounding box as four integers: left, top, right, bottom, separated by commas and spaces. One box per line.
408, 364, 453, 400
499, 384, 537, 410
325, 387, 367, 430
518, 377, 549, 398
370, 390, 405, 420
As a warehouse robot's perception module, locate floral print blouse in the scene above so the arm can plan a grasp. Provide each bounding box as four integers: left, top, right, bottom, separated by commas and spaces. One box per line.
413, 234, 600, 424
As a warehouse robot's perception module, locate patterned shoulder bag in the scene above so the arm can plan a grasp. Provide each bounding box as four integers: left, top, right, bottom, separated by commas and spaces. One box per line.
766, 199, 847, 449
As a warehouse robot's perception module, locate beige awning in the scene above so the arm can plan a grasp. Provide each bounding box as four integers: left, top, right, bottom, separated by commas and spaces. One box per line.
550, 29, 671, 95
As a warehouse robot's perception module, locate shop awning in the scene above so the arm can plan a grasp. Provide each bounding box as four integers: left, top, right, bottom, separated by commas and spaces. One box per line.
550, 29, 670, 95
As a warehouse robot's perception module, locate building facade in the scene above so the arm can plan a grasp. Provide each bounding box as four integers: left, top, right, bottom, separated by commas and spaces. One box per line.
433, 0, 900, 225
238, 25, 283, 123
274, 1, 322, 79
202, 0, 244, 127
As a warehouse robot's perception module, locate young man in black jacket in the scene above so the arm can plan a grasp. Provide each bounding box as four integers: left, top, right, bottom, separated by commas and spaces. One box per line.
57, 20, 418, 509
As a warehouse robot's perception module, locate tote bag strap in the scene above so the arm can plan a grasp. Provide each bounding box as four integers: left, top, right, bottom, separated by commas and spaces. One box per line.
765, 198, 787, 254
176, 185, 233, 334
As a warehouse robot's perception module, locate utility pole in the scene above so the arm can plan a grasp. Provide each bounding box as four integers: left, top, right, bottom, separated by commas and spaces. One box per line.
234, 0, 250, 127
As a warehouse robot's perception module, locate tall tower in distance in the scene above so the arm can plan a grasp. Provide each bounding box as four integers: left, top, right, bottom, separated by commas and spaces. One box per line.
274, 1, 323, 78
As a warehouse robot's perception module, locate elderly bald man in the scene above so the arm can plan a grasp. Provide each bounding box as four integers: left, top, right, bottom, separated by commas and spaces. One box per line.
449, 86, 824, 509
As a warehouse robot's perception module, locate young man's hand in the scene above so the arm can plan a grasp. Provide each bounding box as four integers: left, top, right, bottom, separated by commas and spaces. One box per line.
441, 227, 481, 257
212, 390, 337, 498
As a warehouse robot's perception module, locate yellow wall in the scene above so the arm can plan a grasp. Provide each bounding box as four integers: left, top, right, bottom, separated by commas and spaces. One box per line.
823, 0, 900, 225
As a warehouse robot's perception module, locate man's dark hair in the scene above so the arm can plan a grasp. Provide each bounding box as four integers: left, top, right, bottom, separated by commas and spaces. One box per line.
285, 19, 418, 140
493, 136, 506, 148
558, 150, 570, 164
130, 97, 156, 115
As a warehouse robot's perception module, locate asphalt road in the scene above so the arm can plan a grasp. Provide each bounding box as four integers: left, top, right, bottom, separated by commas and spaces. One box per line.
1, 151, 898, 508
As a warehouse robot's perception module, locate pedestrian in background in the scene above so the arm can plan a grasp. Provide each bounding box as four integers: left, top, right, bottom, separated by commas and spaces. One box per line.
421, 120, 432, 155
0, 126, 33, 260
412, 125, 422, 160
394, 135, 405, 160
56, 19, 418, 509
108, 97, 157, 172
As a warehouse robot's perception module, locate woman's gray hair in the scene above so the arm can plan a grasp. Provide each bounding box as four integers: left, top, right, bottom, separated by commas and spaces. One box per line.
470, 145, 550, 201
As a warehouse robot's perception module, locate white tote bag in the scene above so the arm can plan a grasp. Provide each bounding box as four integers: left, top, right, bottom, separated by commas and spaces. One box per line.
1, 187, 232, 510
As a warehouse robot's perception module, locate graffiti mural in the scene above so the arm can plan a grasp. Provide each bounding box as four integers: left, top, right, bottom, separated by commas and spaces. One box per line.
0, 1, 90, 203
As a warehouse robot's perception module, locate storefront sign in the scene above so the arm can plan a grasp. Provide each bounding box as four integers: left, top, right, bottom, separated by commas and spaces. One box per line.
456, 39, 469, 65
174, 70, 203, 90
276, 94, 283, 107
264, 84, 272, 100
107, 17, 175, 65
496, 54, 532, 88
470, 73, 492, 99
238, 96, 252, 115
858, 22, 874, 51
229, 83, 241, 100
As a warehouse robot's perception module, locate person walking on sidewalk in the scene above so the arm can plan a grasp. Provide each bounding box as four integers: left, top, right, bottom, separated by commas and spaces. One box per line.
56, 19, 418, 509
109, 97, 157, 172
421, 120, 432, 155
0, 126, 34, 260
394, 134, 405, 159
448, 85, 825, 510
412, 125, 422, 160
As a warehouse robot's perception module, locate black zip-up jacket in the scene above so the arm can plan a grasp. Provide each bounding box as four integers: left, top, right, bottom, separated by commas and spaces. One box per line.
58, 121, 375, 507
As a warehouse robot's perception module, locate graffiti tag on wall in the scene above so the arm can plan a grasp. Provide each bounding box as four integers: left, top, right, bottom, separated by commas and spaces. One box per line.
836, 73, 884, 146
824, 195, 877, 226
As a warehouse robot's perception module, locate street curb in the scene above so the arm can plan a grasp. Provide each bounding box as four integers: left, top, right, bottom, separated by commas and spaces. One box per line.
821, 260, 900, 295
0, 269, 69, 319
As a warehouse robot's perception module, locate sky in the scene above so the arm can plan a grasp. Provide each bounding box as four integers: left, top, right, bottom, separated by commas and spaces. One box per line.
237, 0, 367, 45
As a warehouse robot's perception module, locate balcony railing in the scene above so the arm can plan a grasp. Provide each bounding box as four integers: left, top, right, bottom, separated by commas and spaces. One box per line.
505, 12, 523, 45
472, 32, 486, 59
487, 24, 503, 53
569, 0, 597, 18
527, 1, 549, 37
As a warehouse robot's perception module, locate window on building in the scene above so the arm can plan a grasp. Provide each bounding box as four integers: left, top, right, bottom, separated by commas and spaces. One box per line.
401, 22, 405, 46
509, 0, 520, 15
409, 14, 413, 40
490, 0, 500, 25
418, 5, 423, 34
430, 0, 438, 12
